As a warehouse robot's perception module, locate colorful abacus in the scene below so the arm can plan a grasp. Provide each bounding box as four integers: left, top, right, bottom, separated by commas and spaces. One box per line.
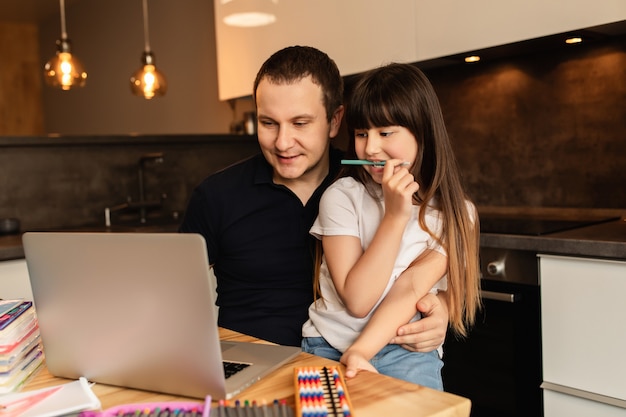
294, 366, 354, 417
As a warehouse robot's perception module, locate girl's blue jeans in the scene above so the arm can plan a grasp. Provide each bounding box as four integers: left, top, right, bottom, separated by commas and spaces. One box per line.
301, 336, 443, 391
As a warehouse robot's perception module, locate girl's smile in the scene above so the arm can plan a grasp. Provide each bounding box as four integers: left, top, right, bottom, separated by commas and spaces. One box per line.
354, 126, 417, 184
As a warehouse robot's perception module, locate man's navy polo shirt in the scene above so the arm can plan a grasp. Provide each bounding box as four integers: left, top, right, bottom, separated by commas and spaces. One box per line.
179, 149, 342, 346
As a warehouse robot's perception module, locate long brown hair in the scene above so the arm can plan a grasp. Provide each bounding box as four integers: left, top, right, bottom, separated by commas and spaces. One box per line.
342, 63, 481, 337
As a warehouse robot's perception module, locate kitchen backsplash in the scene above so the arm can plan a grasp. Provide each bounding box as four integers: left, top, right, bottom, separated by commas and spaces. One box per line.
0, 36, 624, 230
426, 35, 625, 209
0, 136, 260, 231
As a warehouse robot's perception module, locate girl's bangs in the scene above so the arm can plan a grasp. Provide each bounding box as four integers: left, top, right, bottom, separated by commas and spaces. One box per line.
348, 79, 413, 130
348, 89, 399, 129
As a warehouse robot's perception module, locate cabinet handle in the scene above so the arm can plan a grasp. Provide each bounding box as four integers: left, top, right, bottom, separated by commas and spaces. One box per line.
481, 290, 516, 303
541, 382, 626, 409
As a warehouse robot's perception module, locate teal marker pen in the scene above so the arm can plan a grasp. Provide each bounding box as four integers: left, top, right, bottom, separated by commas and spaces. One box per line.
340, 160, 410, 166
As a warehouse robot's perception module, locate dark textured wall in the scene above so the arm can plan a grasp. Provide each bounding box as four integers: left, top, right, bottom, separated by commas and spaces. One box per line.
0, 135, 260, 230
426, 36, 626, 209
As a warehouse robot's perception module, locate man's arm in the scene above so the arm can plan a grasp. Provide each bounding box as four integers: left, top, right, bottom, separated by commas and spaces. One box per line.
391, 291, 449, 352
340, 292, 449, 378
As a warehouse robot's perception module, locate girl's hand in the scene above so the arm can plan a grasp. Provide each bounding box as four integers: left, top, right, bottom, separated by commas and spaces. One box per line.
340, 349, 379, 378
381, 158, 419, 222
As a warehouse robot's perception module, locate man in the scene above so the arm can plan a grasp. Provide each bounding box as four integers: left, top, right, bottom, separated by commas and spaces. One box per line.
180, 46, 448, 353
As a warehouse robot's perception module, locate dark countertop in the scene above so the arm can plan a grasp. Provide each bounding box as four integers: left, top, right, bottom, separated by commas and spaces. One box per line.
0, 134, 256, 148
3, 218, 626, 262
0, 222, 180, 262
480, 218, 626, 260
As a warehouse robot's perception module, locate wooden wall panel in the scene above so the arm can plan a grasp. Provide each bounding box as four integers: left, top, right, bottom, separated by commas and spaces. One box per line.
0, 23, 44, 136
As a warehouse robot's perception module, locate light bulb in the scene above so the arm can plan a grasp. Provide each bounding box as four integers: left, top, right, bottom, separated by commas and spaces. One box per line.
130, 52, 167, 99
130, 65, 167, 99
43, 39, 87, 90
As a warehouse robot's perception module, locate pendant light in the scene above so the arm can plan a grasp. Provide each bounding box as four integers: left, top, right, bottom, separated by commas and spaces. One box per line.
130, 0, 167, 99
43, 0, 87, 90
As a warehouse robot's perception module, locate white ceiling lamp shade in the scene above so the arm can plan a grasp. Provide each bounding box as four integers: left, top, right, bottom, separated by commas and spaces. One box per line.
220, 0, 278, 28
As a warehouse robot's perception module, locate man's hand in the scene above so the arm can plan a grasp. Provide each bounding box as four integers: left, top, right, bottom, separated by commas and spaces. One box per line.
340, 349, 379, 378
390, 292, 449, 352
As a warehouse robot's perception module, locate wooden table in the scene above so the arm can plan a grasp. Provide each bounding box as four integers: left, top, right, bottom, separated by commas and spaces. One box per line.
23, 328, 471, 417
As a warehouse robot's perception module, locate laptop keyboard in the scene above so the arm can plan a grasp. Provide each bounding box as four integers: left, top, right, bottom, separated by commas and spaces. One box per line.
223, 361, 251, 378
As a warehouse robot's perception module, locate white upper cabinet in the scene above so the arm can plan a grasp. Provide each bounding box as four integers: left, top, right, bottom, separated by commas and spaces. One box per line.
213, 0, 418, 100
214, 0, 626, 101
414, 0, 626, 60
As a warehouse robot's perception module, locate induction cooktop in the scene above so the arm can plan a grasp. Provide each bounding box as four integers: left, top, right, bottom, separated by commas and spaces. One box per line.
479, 216, 619, 236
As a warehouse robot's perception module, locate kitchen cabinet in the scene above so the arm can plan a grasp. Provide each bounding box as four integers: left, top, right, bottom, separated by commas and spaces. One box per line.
414, 0, 626, 61
213, 0, 626, 100
214, 0, 418, 100
0, 259, 33, 301
539, 254, 626, 416
544, 390, 626, 417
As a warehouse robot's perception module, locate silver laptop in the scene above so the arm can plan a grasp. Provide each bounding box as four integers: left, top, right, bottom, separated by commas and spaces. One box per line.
22, 232, 301, 400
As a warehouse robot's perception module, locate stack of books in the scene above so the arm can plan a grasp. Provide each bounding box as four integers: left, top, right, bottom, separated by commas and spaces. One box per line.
0, 300, 44, 393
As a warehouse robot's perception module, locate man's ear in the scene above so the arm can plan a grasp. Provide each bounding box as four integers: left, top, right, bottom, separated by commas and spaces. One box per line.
329, 105, 345, 138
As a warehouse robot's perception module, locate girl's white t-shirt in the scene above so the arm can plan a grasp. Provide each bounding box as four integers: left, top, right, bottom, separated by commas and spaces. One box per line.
302, 177, 447, 353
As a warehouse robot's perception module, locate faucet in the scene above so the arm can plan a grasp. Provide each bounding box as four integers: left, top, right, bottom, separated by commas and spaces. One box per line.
104, 152, 166, 227
138, 152, 164, 223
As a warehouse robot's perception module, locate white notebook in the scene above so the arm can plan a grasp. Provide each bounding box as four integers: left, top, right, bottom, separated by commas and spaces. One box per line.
0, 377, 100, 417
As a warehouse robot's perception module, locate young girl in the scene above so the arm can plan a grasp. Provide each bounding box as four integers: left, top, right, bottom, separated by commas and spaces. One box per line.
301, 63, 481, 390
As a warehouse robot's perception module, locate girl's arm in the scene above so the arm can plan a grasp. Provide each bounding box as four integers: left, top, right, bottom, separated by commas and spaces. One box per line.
322, 214, 407, 317
340, 249, 447, 377
324, 160, 419, 317
391, 291, 449, 352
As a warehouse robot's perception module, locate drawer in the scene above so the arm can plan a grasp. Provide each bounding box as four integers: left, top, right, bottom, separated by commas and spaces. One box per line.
540, 255, 626, 401
544, 388, 626, 417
